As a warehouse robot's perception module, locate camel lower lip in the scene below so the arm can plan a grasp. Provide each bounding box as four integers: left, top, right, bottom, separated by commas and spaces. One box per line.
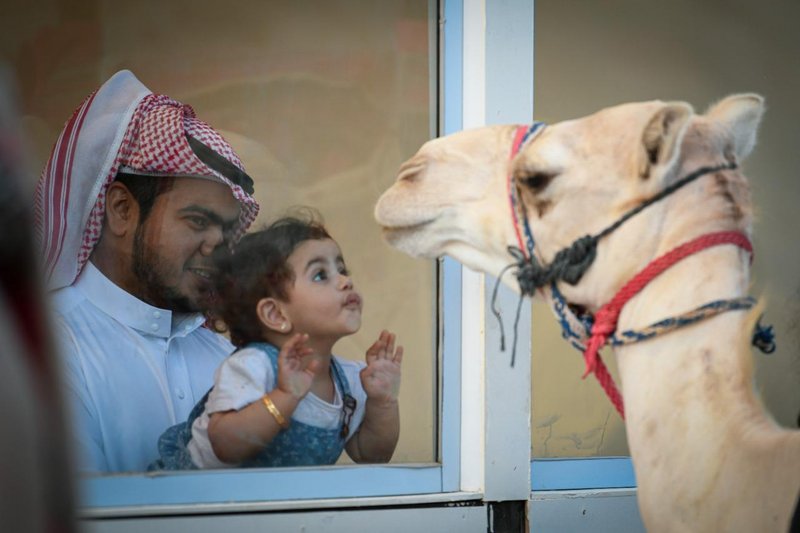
381, 221, 434, 242
380, 219, 434, 232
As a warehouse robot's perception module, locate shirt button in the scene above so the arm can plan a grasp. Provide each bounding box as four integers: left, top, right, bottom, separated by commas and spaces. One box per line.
151, 323, 159, 331
153, 311, 161, 319
176, 389, 185, 400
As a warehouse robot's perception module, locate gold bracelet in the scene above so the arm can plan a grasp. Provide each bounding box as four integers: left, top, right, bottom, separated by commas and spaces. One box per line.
261, 393, 290, 429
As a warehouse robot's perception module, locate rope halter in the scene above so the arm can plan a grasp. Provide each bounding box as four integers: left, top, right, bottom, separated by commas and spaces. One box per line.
496, 124, 772, 418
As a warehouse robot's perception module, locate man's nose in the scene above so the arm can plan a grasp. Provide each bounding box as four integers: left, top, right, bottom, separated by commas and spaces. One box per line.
199, 226, 225, 255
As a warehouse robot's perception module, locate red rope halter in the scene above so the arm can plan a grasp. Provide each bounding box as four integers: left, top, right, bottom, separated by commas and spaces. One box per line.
502, 124, 752, 419
583, 231, 753, 419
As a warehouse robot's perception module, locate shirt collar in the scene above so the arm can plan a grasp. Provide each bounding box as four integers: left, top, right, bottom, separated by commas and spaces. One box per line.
75, 262, 206, 338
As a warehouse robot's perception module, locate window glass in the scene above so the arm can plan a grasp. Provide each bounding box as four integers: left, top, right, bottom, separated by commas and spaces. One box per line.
5, 0, 435, 471
532, 0, 800, 459
531, 301, 629, 457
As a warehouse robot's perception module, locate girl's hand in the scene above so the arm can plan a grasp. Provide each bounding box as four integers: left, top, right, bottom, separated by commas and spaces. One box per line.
361, 330, 403, 404
276, 333, 318, 400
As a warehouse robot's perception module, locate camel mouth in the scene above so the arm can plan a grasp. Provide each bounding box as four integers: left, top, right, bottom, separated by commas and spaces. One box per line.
380, 219, 434, 242
379, 220, 444, 258
376, 208, 439, 233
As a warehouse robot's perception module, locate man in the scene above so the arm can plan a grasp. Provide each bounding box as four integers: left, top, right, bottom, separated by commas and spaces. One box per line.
34, 70, 260, 473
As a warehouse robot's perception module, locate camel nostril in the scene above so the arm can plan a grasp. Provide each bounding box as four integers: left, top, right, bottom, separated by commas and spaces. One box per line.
396, 157, 426, 183
398, 166, 423, 183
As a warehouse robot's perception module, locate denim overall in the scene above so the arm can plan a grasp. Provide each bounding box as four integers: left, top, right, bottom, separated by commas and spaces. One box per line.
150, 343, 355, 470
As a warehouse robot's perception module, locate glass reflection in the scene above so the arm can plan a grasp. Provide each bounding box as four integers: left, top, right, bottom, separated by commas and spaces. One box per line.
7, 0, 434, 474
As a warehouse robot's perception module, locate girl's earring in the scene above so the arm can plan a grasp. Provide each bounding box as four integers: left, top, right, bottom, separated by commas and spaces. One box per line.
280, 323, 288, 332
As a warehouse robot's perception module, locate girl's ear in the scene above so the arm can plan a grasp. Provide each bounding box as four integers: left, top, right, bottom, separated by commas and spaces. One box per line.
256, 297, 292, 333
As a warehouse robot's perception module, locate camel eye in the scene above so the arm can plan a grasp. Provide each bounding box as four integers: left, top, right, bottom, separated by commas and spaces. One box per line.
518, 172, 554, 192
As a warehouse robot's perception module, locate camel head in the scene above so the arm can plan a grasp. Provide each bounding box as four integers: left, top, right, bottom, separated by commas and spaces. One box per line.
375, 94, 764, 310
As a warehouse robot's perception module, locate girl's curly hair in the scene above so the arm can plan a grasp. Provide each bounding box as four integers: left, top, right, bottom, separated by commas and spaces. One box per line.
207, 209, 330, 347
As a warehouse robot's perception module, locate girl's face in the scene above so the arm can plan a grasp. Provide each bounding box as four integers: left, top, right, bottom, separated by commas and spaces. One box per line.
282, 238, 362, 340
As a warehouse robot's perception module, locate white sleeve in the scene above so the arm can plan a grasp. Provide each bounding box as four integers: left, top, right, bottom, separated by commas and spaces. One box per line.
204, 347, 276, 414
54, 319, 108, 472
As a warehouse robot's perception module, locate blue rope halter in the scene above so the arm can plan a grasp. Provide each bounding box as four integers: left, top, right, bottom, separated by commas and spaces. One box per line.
492, 123, 776, 366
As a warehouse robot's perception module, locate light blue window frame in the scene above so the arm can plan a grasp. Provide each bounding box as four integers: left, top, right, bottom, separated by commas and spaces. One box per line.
531, 457, 636, 490
81, 0, 460, 513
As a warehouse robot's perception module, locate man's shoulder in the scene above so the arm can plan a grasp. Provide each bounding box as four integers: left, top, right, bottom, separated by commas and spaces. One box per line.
49, 284, 89, 319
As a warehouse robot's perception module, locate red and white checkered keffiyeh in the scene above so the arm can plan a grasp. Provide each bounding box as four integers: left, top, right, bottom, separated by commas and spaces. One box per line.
34, 70, 259, 291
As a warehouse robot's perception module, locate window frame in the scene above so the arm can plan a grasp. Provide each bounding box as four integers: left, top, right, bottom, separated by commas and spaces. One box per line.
79, 0, 462, 515
77, 0, 637, 519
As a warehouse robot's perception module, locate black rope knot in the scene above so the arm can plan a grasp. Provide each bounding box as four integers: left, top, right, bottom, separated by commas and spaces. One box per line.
552, 235, 598, 285
494, 161, 743, 369
751, 318, 776, 354
509, 234, 598, 296
507, 247, 542, 296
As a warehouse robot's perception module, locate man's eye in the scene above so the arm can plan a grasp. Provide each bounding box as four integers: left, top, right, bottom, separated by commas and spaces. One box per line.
188, 216, 209, 229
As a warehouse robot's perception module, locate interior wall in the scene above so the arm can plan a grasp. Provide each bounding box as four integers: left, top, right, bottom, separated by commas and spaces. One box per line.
532, 0, 800, 457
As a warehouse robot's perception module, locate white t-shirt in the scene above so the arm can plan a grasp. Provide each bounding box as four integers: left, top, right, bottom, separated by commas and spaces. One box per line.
188, 345, 367, 468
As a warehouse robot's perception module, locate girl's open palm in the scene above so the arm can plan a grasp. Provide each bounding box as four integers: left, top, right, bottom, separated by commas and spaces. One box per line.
361, 330, 403, 403
276, 333, 318, 400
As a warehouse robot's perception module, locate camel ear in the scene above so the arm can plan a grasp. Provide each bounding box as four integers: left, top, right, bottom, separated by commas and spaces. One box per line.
639, 102, 694, 181
704, 93, 764, 162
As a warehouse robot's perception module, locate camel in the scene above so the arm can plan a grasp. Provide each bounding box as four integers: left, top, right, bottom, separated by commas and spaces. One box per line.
374, 94, 800, 532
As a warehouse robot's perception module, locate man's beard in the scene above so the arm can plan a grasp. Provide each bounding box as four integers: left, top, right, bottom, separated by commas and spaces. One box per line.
131, 223, 203, 313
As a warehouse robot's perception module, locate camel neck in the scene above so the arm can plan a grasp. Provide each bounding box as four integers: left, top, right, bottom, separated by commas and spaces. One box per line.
616, 242, 754, 414
610, 238, 800, 531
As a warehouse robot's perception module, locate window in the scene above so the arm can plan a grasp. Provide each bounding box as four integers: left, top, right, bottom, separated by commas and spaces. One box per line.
529, 0, 800, 498
8, 0, 450, 511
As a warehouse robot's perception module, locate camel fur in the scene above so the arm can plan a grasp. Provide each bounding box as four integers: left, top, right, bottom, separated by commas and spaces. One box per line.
374, 94, 800, 532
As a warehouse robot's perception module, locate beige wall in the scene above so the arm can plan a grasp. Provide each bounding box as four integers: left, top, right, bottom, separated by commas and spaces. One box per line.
532, 0, 800, 457
2, 0, 435, 466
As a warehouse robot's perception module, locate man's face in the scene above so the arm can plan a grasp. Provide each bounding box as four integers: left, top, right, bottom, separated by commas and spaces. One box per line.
131, 177, 241, 313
